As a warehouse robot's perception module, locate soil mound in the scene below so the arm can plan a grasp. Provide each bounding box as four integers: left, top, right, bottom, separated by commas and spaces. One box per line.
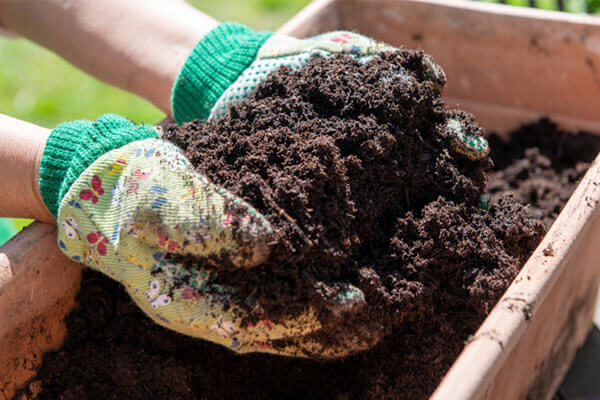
23, 52, 600, 400
163, 52, 542, 347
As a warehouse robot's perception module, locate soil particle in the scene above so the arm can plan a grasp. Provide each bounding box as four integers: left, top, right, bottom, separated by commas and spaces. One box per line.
18, 54, 600, 400
543, 245, 555, 257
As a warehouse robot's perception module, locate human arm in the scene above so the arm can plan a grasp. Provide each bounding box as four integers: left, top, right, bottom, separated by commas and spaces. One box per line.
0, 114, 53, 223
0, 0, 218, 115
0, 2, 426, 124
0, 1, 435, 123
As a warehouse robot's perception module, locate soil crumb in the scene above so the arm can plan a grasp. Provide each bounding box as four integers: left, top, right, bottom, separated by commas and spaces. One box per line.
18, 54, 598, 400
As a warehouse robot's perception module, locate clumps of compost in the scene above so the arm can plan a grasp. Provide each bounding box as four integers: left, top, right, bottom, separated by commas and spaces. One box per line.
162, 51, 544, 348
488, 118, 600, 227
25, 52, 600, 400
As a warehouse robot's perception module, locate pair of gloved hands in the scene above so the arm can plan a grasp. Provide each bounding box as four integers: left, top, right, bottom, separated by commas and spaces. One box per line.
42, 23, 489, 358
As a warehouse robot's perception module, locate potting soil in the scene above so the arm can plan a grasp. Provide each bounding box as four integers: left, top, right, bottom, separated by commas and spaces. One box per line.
161, 53, 541, 353
18, 53, 600, 400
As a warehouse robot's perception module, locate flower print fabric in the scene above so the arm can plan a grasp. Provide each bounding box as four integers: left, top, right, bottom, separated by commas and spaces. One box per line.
55, 138, 334, 357
208, 31, 399, 120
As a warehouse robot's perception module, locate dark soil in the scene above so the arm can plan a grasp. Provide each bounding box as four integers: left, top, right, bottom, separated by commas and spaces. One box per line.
161, 53, 541, 357
17, 54, 600, 400
488, 118, 600, 227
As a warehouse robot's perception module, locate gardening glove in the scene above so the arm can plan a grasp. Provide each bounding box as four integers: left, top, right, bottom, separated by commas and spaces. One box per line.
171, 23, 489, 161
171, 22, 447, 123
39, 114, 370, 358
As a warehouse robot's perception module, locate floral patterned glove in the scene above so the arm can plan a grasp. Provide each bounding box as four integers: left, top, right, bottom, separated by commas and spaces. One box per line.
38, 114, 368, 358
171, 22, 447, 123
170, 23, 489, 161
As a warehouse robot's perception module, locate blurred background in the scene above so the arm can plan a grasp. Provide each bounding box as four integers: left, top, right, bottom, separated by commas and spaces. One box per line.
1, 0, 600, 245
479, 0, 600, 12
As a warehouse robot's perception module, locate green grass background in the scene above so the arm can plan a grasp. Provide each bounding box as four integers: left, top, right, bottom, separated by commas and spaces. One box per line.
478, 0, 600, 12
0, 0, 311, 128
0, 0, 599, 245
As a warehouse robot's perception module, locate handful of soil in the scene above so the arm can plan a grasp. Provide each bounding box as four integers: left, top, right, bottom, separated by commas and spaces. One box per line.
163, 50, 545, 356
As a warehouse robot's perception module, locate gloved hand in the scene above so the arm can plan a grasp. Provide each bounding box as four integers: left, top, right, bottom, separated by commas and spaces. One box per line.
170, 23, 488, 160
39, 114, 368, 358
171, 23, 447, 123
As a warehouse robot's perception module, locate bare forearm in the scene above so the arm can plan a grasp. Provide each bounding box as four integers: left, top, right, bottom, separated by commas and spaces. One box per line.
0, 0, 219, 115
0, 114, 52, 223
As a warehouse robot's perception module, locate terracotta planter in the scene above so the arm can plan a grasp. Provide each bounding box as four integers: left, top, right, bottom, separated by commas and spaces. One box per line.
3, 1, 600, 399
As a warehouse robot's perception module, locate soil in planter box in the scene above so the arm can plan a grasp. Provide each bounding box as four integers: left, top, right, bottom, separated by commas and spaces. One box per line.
18, 54, 600, 400
487, 118, 600, 227
161, 53, 542, 355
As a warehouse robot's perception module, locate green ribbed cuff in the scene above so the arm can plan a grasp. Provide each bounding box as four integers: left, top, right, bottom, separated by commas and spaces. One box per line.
39, 114, 158, 217
171, 22, 273, 124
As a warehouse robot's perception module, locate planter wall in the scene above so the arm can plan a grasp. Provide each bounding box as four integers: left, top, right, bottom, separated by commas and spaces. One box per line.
3, 1, 600, 399
0, 224, 81, 399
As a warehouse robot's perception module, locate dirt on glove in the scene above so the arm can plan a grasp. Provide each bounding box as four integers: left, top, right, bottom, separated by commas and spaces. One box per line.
17, 53, 600, 400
